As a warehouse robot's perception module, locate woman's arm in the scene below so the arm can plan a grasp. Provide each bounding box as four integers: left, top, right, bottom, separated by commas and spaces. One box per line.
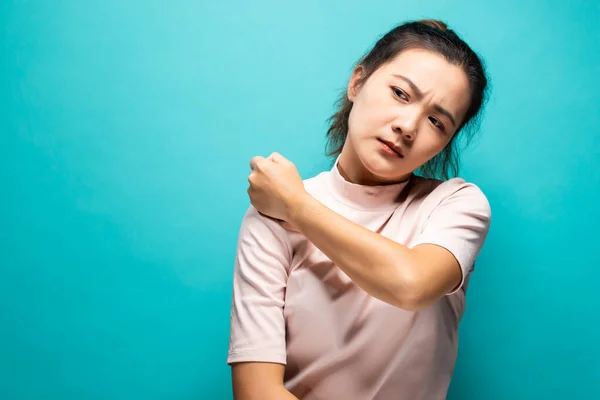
232, 363, 299, 400
288, 192, 461, 310
228, 207, 296, 398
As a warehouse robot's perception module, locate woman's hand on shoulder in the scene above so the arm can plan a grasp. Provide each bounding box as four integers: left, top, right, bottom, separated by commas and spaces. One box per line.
247, 152, 308, 230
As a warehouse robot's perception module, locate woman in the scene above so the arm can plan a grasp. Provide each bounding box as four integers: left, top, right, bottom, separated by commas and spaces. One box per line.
228, 19, 491, 400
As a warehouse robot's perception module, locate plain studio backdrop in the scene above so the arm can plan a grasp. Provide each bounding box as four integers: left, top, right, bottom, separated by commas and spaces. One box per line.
1, 0, 599, 398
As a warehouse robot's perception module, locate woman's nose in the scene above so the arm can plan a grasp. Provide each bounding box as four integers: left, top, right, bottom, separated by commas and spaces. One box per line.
392, 115, 418, 141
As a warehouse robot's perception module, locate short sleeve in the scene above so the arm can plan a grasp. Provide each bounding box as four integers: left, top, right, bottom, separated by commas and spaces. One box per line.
227, 206, 292, 365
413, 180, 491, 294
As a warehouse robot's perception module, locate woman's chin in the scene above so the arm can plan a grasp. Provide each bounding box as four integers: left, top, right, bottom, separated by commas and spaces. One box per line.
360, 154, 408, 182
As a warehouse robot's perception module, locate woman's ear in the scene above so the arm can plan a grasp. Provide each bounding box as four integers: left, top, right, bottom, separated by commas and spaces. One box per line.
347, 66, 365, 102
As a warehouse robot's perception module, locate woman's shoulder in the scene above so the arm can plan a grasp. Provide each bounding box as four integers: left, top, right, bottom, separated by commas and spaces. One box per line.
409, 175, 491, 214
410, 175, 484, 191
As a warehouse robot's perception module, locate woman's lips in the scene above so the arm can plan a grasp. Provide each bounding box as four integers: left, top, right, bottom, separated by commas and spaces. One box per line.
378, 139, 404, 157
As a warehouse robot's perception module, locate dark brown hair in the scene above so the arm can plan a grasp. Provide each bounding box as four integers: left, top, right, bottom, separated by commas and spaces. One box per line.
326, 19, 490, 180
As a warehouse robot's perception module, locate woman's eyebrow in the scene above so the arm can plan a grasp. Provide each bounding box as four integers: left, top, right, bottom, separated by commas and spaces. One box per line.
433, 104, 457, 128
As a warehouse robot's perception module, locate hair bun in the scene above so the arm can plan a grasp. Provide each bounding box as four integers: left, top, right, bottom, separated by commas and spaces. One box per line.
418, 19, 448, 32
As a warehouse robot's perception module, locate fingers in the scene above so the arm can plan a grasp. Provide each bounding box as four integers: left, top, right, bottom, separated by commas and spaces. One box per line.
267, 152, 278, 162
268, 152, 286, 163
249, 156, 265, 170
250, 152, 289, 173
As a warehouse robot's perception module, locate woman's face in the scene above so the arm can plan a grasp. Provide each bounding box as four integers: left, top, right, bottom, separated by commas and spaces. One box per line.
339, 48, 472, 185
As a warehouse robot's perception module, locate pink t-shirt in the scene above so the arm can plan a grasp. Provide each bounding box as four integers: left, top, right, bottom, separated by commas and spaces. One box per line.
228, 160, 491, 400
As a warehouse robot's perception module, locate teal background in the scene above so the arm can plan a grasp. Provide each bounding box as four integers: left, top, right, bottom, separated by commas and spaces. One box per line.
1, 0, 599, 398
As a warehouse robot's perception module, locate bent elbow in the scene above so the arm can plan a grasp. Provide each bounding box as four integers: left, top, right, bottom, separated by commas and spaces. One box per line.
394, 292, 429, 312
391, 270, 430, 311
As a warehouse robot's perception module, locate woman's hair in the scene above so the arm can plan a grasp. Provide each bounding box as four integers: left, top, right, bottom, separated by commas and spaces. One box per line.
326, 19, 490, 180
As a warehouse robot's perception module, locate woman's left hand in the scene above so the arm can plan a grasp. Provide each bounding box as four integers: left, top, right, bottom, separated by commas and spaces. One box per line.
247, 152, 307, 225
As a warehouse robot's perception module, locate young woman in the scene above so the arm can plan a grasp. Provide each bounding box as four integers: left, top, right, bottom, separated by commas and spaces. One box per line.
228, 19, 491, 400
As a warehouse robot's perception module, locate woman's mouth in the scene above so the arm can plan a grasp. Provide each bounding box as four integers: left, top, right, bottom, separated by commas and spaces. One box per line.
377, 139, 404, 158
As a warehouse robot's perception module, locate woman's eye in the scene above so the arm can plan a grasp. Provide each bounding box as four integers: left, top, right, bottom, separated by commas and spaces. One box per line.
392, 87, 407, 101
429, 116, 445, 132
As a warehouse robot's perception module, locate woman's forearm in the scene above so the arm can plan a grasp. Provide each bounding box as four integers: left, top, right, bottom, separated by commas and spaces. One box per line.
288, 193, 418, 308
